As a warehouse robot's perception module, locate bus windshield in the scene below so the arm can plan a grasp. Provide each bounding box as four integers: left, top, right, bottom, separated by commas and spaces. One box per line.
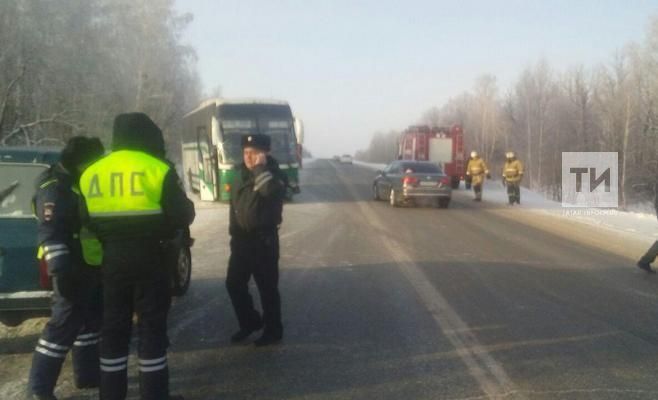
218, 113, 297, 165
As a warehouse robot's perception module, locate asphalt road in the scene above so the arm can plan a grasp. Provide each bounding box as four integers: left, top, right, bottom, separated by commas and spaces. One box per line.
3, 159, 658, 400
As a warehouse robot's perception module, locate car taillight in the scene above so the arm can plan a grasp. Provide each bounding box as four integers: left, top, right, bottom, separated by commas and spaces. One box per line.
224, 183, 231, 193
440, 177, 451, 185
39, 258, 52, 290
403, 176, 418, 186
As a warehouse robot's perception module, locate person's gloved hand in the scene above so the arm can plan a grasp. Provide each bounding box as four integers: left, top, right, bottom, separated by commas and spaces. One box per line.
502, 177, 507, 187
486, 173, 492, 179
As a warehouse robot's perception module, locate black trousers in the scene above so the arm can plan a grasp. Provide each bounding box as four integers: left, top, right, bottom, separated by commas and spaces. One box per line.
100, 241, 171, 400
28, 267, 102, 396
507, 181, 521, 203
473, 183, 483, 200
226, 232, 282, 336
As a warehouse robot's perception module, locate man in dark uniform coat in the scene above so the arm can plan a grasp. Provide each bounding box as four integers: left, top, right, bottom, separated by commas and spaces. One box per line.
28, 137, 105, 400
226, 133, 286, 346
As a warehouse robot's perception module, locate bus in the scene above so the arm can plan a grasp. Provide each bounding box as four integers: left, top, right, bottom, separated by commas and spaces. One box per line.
181, 98, 301, 201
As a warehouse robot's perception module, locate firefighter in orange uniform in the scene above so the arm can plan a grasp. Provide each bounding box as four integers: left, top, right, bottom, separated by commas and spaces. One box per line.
466, 151, 489, 201
502, 151, 524, 205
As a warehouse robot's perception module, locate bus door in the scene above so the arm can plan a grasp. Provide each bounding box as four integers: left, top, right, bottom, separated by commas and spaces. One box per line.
197, 128, 218, 201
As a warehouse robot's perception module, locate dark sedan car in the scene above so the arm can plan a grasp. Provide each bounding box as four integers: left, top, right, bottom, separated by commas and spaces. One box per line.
372, 160, 452, 208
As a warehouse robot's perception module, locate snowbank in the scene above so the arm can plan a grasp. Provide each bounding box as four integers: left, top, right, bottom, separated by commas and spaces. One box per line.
474, 179, 658, 244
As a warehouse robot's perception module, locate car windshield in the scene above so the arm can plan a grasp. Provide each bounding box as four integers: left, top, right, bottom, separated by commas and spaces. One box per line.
0, 163, 46, 217
401, 163, 441, 174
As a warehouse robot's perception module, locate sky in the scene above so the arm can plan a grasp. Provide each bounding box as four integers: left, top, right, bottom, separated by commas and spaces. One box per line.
175, 0, 658, 158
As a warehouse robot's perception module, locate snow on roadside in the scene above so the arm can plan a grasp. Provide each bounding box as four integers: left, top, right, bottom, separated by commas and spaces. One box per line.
353, 160, 657, 245
475, 179, 658, 244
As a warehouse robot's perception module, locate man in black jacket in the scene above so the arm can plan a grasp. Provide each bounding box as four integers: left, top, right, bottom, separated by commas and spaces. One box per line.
226, 134, 286, 347
28, 137, 104, 400
638, 179, 658, 273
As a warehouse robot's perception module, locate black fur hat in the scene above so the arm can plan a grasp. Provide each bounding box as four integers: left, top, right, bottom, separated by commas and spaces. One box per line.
241, 134, 270, 151
112, 112, 165, 158
60, 136, 105, 173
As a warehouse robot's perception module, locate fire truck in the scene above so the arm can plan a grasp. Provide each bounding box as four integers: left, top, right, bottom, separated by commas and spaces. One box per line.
398, 124, 466, 189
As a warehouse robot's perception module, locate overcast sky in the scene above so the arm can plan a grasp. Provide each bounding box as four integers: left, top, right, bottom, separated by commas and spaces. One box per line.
175, 0, 657, 158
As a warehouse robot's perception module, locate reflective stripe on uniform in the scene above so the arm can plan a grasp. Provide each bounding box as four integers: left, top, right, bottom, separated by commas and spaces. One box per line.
45, 250, 69, 261
101, 364, 128, 372
100, 356, 129, 372
39, 179, 58, 189
74, 338, 100, 346
139, 356, 166, 365
38, 339, 69, 351
36, 346, 67, 359
253, 172, 273, 192
101, 356, 128, 364
76, 332, 100, 340
138, 356, 167, 372
44, 244, 67, 252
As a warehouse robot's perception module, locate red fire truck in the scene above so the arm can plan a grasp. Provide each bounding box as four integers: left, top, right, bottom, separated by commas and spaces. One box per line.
398, 124, 466, 189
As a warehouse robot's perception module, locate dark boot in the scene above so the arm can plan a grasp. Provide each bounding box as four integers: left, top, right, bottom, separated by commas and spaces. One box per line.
254, 331, 282, 347
637, 260, 656, 274
231, 318, 263, 343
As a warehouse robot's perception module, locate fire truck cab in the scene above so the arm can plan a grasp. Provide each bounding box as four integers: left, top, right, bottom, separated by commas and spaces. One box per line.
398, 124, 465, 189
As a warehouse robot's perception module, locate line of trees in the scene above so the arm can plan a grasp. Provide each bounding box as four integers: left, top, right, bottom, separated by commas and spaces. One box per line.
0, 0, 200, 161
358, 15, 658, 208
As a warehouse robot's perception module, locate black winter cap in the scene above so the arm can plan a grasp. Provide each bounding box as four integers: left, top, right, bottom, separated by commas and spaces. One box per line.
60, 136, 105, 172
112, 112, 166, 158
241, 134, 270, 151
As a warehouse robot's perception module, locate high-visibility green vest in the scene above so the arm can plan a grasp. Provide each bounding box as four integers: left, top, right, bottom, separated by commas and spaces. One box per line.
79, 150, 170, 218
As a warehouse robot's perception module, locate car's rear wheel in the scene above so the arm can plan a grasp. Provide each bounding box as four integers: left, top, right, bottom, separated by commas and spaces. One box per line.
450, 177, 460, 189
438, 198, 451, 209
171, 247, 192, 297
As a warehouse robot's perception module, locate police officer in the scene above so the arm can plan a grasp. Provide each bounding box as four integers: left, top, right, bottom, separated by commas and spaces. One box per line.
466, 151, 490, 201
226, 134, 286, 347
502, 151, 524, 205
28, 136, 105, 400
79, 113, 194, 400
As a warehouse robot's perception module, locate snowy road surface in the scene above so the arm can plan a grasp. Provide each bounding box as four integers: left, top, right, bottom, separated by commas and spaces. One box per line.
2, 159, 658, 399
